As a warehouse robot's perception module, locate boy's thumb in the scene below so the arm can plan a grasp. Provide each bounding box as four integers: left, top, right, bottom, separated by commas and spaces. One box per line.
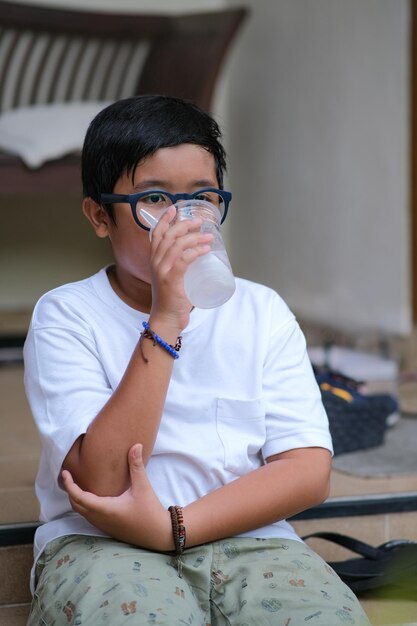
128, 444, 147, 494
128, 443, 144, 471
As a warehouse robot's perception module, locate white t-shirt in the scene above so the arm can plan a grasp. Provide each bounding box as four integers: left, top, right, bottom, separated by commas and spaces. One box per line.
24, 268, 332, 589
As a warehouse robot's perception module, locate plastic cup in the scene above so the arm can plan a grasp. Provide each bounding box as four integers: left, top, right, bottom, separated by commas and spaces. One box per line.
174, 199, 235, 308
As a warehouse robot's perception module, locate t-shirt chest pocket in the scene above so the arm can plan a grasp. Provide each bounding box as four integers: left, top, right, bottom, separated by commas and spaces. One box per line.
216, 397, 266, 475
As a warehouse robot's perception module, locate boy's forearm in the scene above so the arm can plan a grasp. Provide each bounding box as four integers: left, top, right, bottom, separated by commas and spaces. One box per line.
182, 448, 331, 548
62, 446, 331, 553
63, 317, 183, 496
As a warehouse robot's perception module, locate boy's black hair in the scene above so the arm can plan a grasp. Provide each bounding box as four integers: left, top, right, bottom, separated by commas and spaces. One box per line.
81, 95, 227, 221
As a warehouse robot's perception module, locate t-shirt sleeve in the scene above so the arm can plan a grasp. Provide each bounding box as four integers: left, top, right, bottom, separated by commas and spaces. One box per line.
261, 296, 333, 461
24, 295, 113, 483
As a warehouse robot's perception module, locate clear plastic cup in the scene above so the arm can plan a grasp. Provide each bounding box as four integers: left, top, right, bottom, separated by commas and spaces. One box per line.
140, 199, 235, 309
174, 200, 235, 309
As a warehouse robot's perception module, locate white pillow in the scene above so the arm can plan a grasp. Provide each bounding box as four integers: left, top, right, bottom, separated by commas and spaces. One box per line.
0, 101, 112, 168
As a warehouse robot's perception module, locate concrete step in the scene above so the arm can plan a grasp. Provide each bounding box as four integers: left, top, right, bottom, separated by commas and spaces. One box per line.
0, 604, 30, 626
0, 544, 32, 606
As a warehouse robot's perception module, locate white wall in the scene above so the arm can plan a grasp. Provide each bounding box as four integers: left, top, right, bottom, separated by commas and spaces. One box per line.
1, 0, 412, 335
222, 0, 411, 335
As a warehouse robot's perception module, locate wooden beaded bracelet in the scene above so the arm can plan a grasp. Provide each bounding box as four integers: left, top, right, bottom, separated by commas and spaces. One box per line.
168, 505, 186, 577
168, 505, 186, 554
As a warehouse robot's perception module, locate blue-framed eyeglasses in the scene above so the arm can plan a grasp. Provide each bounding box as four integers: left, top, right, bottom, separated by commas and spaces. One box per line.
100, 188, 232, 231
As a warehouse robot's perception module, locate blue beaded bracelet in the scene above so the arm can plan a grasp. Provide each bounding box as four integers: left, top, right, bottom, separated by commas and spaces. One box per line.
141, 321, 181, 359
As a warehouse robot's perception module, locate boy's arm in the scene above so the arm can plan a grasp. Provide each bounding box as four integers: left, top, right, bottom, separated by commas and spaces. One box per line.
63, 208, 213, 496
183, 447, 331, 546
62, 444, 331, 551
63, 313, 181, 495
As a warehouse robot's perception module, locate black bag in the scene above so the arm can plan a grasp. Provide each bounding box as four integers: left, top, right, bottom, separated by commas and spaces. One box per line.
312, 364, 397, 455
303, 532, 417, 596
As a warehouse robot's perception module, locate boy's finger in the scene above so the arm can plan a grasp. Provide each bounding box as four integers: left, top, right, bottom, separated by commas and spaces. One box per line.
62, 469, 100, 510
153, 230, 212, 272
61, 469, 76, 495
152, 210, 203, 247
151, 205, 176, 238
67, 495, 90, 517
128, 442, 143, 464
128, 443, 149, 495
160, 204, 177, 224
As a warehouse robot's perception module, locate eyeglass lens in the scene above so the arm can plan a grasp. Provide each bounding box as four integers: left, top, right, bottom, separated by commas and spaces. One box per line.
135, 191, 225, 228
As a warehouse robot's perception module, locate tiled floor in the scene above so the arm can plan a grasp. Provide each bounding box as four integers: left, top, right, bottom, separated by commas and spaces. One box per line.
0, 363, 40, 524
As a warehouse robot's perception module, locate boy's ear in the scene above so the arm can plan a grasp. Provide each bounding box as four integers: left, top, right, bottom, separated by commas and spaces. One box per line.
82, 197, 110, 238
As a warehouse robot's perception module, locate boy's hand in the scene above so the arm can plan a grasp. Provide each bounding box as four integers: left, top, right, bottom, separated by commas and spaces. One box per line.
149, 205, 213, 327
62, 444, 173, 552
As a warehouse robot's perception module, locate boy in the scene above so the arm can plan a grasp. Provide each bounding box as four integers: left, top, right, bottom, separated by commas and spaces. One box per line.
24, 95, 370, 625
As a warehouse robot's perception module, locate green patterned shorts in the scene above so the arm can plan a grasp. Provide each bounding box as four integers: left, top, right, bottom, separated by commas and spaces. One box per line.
28, 535, 371, 625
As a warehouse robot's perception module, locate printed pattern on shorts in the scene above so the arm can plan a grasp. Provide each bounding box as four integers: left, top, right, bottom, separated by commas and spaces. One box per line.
209, 538, 371, 626
27, 535, 372, 626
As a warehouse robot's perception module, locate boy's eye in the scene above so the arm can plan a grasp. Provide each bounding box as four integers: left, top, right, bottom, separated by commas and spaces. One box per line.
195, 191, 223, 206
142, 193, 167, 205
195, 193, 210, 202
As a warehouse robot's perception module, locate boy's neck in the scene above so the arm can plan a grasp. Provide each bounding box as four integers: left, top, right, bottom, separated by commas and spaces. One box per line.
107, 265, 152, 313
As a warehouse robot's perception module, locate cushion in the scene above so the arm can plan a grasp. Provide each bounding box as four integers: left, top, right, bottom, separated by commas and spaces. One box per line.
0, 101, 112, 168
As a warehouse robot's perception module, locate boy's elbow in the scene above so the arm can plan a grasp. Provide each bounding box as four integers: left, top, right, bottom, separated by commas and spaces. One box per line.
316, 471, 331, 505
62, 434, 129, 496
313, 450, 332, 505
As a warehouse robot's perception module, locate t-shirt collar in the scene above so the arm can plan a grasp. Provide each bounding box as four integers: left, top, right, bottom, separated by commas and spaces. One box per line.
91, 266, 209, 332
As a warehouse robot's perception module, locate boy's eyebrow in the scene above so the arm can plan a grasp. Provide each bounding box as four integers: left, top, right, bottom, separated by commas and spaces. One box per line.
133, 180, 165, 190
192, 179, 219, 188
133, 179, 218, 191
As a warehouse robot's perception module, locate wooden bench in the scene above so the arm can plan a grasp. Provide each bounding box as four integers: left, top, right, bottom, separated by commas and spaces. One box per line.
0, 1, 247, 194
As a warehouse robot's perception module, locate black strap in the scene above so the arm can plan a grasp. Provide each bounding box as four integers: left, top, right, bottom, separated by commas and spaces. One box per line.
303, 532, 417, 595
302, 531, 383, 560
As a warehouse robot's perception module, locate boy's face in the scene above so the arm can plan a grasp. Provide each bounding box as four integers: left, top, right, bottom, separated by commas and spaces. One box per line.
85, 143, 219, 309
